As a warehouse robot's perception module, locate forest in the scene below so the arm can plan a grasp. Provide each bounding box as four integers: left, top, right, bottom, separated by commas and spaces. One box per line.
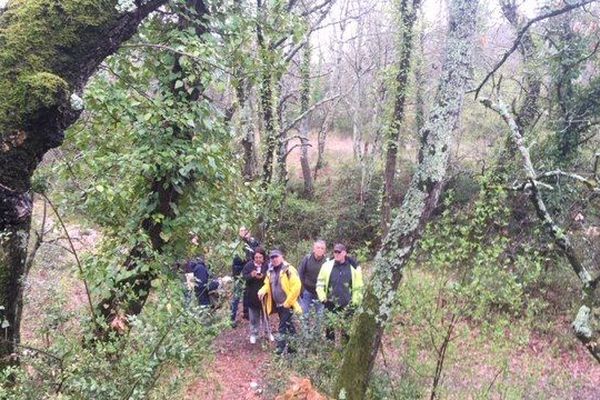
0, 0, 599, 398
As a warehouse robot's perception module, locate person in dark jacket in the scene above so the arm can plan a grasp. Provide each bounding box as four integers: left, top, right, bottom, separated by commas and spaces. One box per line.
242, 247, 273, 344
190, 257, 220, 307
230, 226, 260, 326
298, 240, 328, 316
316, 243, 364, 343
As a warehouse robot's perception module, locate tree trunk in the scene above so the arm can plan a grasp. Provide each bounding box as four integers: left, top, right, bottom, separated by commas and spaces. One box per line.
414, 30, 426, 163
258, 66, 277, 189
313, 109, 331, 182
257, 0, 278, 190
241, 96, 258, 180
0, 0, 166, 367
380, 0, 421, 236
333, 1, 479, 398
95, 0, 210, 335
299, 44, 314, 198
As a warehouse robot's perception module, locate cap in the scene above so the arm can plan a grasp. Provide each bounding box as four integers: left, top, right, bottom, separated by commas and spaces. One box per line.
269, 249, 283, 258
333, 243, 346, 252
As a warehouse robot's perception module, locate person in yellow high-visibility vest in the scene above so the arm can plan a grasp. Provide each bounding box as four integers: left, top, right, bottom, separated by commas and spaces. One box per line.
316, 243, 363, 342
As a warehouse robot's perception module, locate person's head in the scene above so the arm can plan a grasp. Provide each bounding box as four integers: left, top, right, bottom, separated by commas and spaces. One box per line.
254, 247, 266, 265
269, 249, 284, 266
333, 243, 347, 262
239, 226, 250, 239
312, 240, 326, 259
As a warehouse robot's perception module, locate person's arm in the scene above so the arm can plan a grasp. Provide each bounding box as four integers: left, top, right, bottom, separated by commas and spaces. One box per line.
242, 262, 254, 281
352, 267, 364, 305
298, 256, 308, 285
316, 264, 328, 302
283, 266, 301, 308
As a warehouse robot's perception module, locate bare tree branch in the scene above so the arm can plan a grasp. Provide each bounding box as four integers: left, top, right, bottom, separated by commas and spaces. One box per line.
475, 0, 598, 99
280, 92, 342, 134
39, 193, 97, 326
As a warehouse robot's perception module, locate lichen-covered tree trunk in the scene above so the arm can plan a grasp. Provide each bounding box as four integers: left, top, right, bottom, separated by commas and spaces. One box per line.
380, 0, 420, 237
0, 0, 166, 367
333, 1, 479, 398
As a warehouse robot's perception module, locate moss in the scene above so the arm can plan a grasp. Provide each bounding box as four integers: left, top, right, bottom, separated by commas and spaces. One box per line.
19, 72, 69, 114
0, 0, 121, 133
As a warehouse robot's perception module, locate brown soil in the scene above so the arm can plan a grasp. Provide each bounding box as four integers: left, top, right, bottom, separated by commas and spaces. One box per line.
184, 316, 278, 400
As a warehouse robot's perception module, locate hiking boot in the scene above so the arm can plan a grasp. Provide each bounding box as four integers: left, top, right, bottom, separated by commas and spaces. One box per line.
250, 335, 257, 344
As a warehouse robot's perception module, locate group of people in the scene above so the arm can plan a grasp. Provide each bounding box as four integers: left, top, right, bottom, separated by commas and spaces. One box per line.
179, 227, 364, 354
230, 228, 364, 354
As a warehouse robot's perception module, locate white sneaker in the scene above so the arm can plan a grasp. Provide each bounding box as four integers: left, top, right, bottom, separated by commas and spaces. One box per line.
269, 334, 275, 342
250, 335, 257, 344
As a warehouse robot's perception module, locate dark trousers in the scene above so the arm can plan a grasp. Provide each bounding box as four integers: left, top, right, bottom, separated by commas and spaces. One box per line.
325, 302, 353, 343
275, 306, 296, 352
230, 281, 249, 321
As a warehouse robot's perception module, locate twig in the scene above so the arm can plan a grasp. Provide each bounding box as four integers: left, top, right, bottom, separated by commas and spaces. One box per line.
280, 93, 343, 134
535, 169, 599, 191
39, 193, 98, 325
121, 42, 232, 75
483, 367, 504, 397
378, 344, 400, 400
282, 142, 312, 160
120, 312, 181, 400
474, 0, 598, 99
25, 195, 48, 276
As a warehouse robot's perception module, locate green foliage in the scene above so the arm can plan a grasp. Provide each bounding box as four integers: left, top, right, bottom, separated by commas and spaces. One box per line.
418, 175, 546, 323
270, 164, 382, 261
0, 277, 222, 399
318, 164, 382, 253
267, 310, 353, 397
383, 174, 553, 397
47, 4, 262, 291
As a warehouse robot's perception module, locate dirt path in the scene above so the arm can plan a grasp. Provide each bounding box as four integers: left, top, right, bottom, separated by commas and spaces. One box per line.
185, 317, 277, 400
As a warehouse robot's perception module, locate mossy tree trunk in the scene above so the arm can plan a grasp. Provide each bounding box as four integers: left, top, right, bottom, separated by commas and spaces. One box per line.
380, 0, 421, 237
0, 0, 166, 367
333, 1, 479, 398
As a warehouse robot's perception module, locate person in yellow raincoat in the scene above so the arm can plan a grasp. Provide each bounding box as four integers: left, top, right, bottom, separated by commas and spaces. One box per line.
258, 249, 302, 354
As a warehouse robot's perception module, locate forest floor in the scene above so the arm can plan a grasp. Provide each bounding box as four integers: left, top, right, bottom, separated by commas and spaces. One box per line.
181, 307, 600, 399
184, 315, 274, 400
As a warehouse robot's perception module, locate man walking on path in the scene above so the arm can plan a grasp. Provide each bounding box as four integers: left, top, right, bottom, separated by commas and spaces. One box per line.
258, 249, 302, 354
316, 243, 364, 343
298, 240, 327, 317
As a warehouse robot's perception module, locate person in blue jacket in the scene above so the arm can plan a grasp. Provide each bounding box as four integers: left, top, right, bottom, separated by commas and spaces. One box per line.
189, 256, 220, 307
